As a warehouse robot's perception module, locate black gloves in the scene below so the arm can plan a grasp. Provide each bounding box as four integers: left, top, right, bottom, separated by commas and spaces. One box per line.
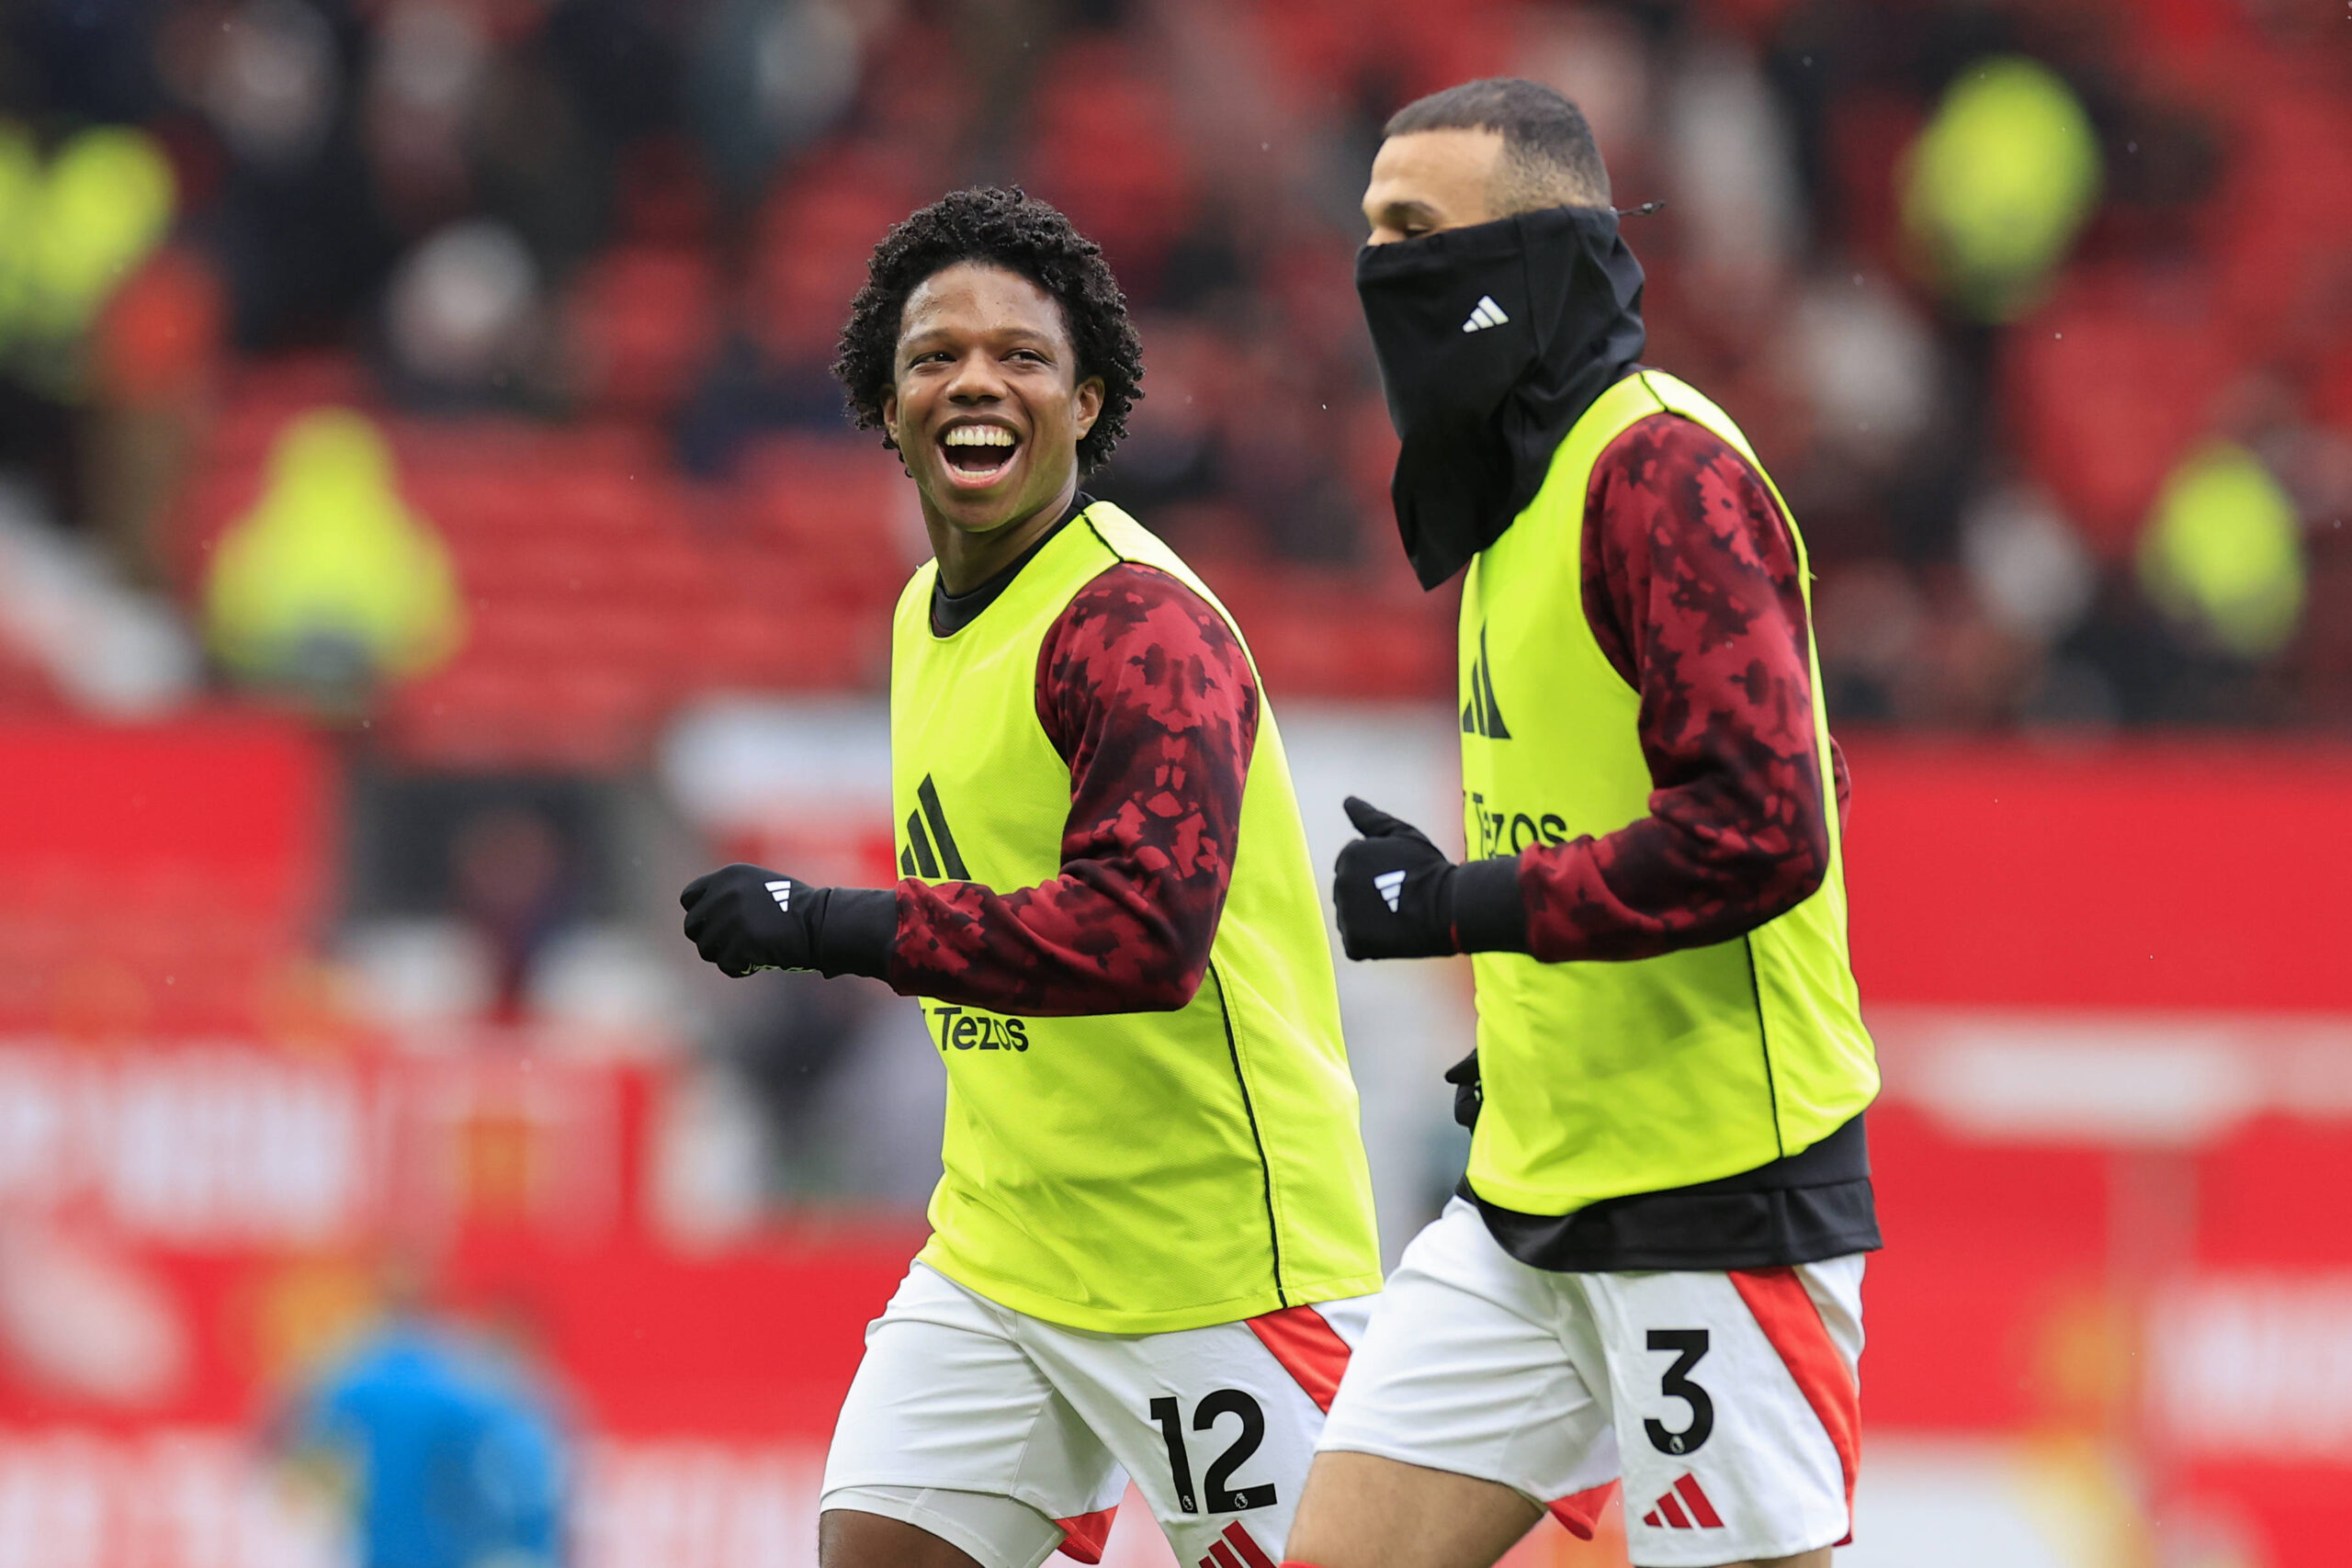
1330, 796, 1532, 961
1332, 796, 1461, 959
1443, 1049, 1483, 1130
679, 863, 896, 980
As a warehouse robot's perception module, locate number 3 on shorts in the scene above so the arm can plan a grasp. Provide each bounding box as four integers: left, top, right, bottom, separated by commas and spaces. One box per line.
1644, 1329, 1714, 1457
1149, 1390, 1276, 1513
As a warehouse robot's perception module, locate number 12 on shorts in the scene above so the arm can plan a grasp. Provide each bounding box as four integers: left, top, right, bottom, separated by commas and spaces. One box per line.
1148, 1390, 1275, 1514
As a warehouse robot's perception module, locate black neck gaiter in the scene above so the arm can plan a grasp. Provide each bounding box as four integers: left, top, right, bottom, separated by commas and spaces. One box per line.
1355, 205, 1648, 590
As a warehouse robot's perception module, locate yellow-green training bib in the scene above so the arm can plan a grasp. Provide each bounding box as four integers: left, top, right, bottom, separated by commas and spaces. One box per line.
1459, 371, 1879, 1217
889, 501, 1381, 1333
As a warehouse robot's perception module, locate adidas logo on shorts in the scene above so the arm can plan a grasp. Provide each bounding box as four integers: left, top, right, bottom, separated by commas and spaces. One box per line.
1193, 1521, 1277, 1568
1640, 1472, 1724, 1531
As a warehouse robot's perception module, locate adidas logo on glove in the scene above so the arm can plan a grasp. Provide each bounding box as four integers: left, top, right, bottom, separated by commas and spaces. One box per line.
765, 879, 792, 912
1374, 870, 1407, 912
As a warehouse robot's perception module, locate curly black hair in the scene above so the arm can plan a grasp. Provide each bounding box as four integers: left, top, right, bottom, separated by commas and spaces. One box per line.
832, 187, 1144, 476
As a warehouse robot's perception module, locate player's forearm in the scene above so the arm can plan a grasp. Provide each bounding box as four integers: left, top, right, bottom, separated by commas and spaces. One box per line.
1505, 769, 1832, 962
885, 867, 1218, 1015
1501, 413, 1838, 964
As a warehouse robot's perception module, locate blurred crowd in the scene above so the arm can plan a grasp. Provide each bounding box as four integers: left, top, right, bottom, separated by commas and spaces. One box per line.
3, 0, 2351, 1205
0, 0, 2346, 732
4, 15, 2346, 1558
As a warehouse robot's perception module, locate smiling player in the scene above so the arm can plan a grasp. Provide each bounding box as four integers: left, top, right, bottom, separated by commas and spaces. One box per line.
676, 188, 1382, 1568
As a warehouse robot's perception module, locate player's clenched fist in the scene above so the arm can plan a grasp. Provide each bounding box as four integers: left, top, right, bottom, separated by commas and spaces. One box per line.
1330, 796, 1462, 960
1331, 795, 1532, 962
680, 863, 831, 976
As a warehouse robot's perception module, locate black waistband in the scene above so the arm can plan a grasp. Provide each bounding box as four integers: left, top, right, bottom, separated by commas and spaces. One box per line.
1463, 1111, 1881, 1272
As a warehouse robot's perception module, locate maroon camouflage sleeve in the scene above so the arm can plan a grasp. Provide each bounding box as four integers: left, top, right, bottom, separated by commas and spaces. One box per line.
1514, 412, 1838, 962
886, 563, 1259, 1014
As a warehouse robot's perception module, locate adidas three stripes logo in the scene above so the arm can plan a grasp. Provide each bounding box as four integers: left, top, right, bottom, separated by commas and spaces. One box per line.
899, 773, 968, 880
1461, 625, 1511, 739
1641, 1472, 1725, 1531
1461, 295, 1510, 333
1193, 1521, 1277, 1568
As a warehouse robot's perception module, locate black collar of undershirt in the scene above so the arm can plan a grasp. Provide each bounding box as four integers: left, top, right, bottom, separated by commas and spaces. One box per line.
929, 493, 1091, 637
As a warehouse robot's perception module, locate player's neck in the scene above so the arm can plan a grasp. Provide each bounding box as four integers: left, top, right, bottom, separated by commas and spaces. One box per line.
922, 477, 1081, 595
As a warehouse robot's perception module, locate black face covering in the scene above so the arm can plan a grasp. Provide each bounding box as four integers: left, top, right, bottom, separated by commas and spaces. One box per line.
1356, 205, 1648, 590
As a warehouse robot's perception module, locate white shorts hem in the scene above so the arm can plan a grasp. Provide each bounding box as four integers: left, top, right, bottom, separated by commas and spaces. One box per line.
820, 1484, 1062, 1568
821, 1476, 1067, 1529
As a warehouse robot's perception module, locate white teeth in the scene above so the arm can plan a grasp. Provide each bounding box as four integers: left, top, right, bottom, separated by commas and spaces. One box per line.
943, 426, 1016, 448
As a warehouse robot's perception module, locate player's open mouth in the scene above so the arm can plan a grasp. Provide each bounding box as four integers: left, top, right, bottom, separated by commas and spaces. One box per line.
939, 422, 1021, 487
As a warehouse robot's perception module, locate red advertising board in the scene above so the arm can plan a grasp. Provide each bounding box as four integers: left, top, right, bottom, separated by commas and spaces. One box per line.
1, 725, 2348, 1567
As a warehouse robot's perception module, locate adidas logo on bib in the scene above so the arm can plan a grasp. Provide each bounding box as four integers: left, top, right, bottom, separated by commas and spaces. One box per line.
1640, 1472, 1724, 1531
899, 773, 970, 879
1461, 624, 1511, 739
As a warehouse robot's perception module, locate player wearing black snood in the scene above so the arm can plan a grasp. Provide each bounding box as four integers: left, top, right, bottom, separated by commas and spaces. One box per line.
1287, 81, 1880, 1568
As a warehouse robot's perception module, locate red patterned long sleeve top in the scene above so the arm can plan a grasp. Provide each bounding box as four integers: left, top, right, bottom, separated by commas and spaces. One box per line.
884, 562, 1259, 1015
1512, 412, 1849, 963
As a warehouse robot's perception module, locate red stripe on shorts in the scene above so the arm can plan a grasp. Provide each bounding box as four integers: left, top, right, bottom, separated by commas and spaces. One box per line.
1730, 1266, 1859, 1545
1544, 1480, 1618, 1540
1055, 1506, 1117, 1563
1218, 1522, 1280, 1568
1245, 1304, 1351, 1413
1673, 1472, 1724, 1529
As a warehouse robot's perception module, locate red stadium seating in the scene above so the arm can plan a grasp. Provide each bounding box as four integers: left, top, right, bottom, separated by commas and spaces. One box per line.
2005, 266, 2242, 555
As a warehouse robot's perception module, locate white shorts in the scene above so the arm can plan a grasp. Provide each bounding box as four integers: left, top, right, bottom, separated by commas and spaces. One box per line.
822, 1262, 1374, 1568
1318, 1200, 1863, 1568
